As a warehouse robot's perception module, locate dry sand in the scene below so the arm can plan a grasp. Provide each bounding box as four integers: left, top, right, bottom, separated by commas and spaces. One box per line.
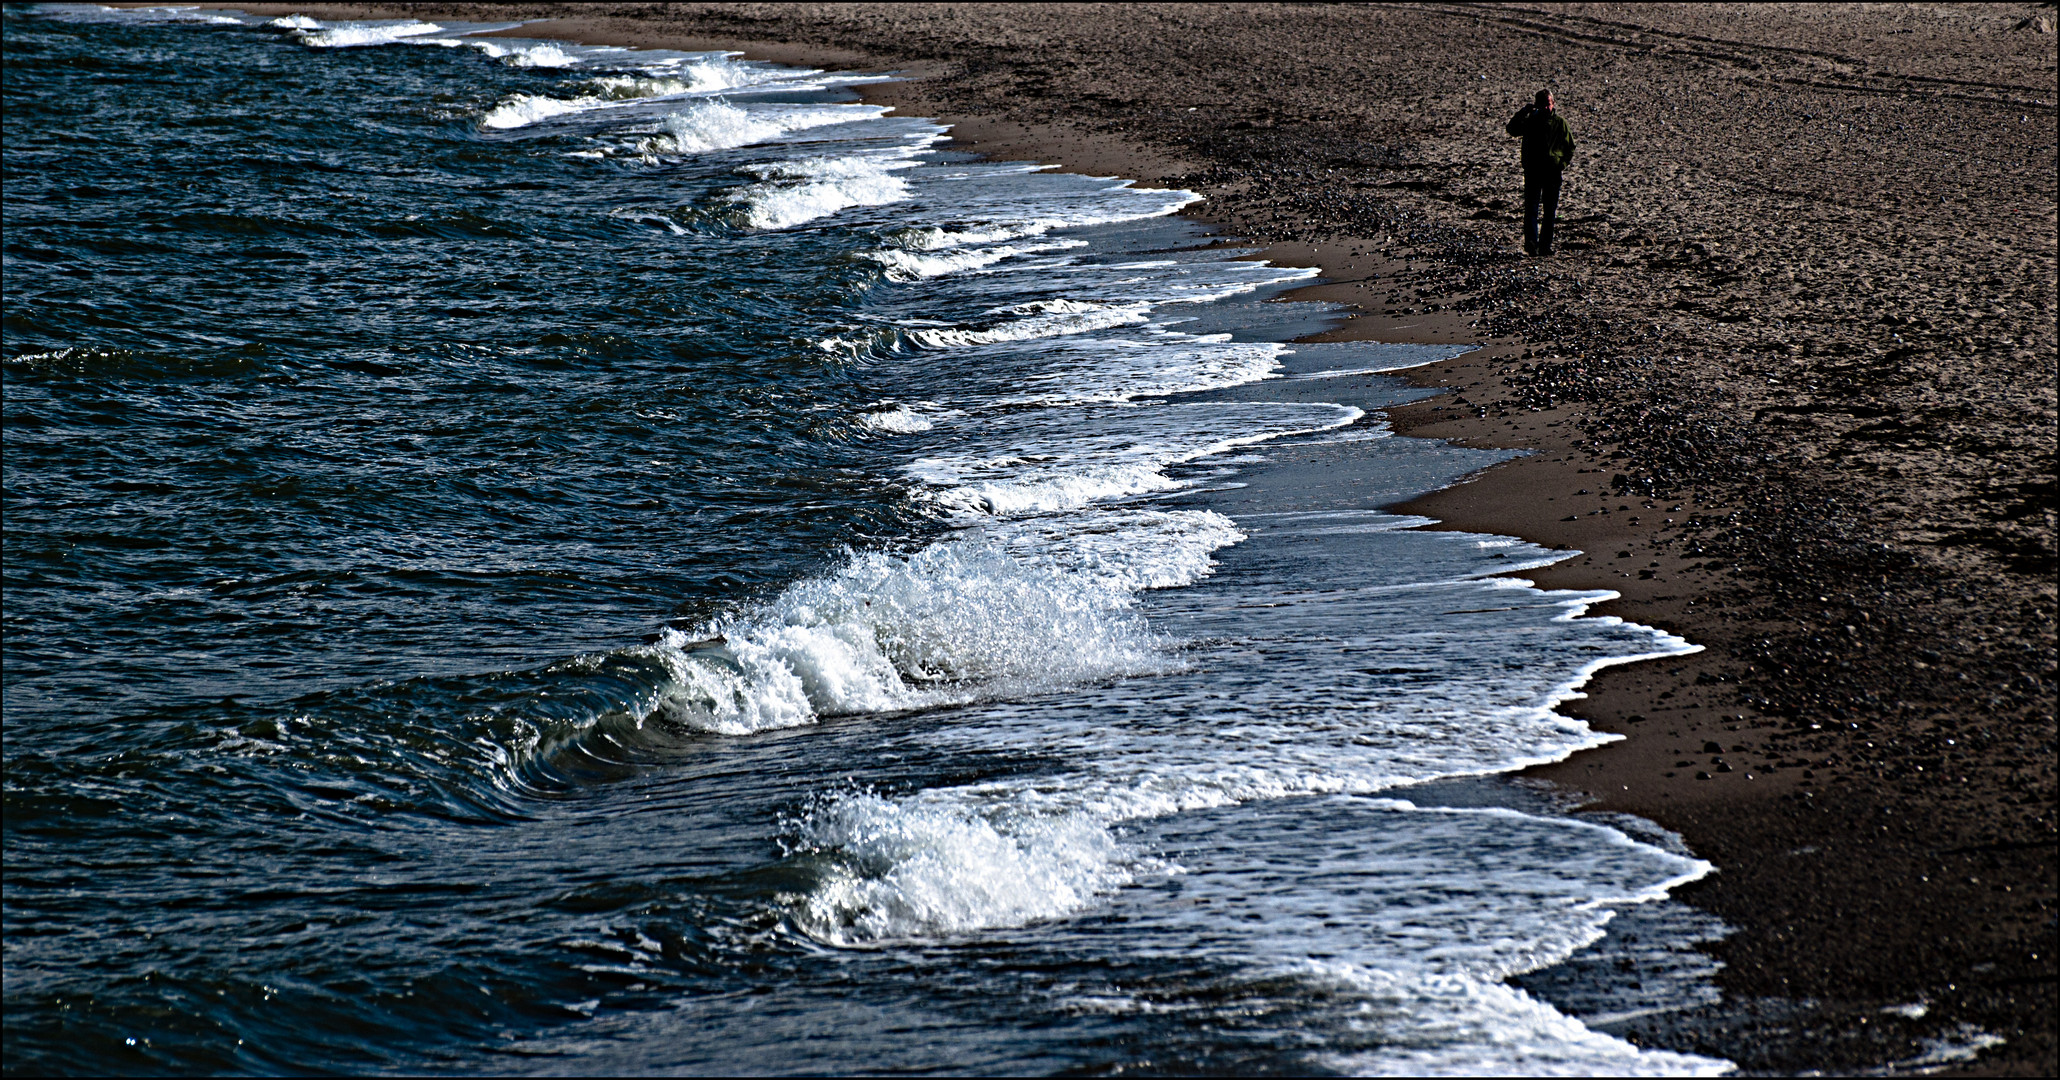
211, 3, 2059, 1072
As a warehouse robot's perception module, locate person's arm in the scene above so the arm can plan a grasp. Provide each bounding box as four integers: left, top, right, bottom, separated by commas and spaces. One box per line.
1506, 105, 1533, 137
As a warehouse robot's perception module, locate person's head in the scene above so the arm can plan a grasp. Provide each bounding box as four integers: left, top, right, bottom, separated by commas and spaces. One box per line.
1536, 89, 1554, 111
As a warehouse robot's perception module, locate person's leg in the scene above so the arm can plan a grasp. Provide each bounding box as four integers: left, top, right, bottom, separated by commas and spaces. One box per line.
1537, 171, 1563, 254
1522, 174, 1542, 253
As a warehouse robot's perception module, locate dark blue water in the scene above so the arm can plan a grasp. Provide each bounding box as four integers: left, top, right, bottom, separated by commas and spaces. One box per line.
3, 9, 1728, 1075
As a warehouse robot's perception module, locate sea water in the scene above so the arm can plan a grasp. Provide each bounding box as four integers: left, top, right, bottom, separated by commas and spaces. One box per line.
2, 7, 1731, 1074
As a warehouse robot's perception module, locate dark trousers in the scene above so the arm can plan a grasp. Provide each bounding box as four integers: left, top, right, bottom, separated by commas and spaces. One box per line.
1523, 169, 1563, 253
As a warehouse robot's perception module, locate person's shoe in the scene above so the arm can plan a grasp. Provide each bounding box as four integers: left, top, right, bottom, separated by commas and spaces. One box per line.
1537, 246, 1554, 257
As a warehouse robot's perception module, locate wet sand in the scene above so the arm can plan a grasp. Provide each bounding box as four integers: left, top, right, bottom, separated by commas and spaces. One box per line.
211, 3, 2058, 1072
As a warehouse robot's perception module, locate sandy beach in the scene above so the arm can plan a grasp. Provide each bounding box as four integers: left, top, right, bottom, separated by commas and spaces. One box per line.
193, 3, 2058, 1072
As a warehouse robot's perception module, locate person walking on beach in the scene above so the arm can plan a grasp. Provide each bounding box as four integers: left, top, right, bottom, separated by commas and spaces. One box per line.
1506, 89, 1575, 256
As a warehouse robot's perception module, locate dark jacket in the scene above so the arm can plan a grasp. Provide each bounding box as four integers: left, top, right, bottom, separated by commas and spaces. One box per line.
1506, 104, 1575, 174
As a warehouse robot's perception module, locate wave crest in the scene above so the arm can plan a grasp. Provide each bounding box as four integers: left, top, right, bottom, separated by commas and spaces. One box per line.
636, 540, 1174, 736
792, 794, 1135, 943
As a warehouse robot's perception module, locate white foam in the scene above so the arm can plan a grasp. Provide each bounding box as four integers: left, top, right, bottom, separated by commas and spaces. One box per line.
6, 348, 76, 364
907, 299, 1155, 348
991, 336, 1287, 405
861, 240, 1085, 282
847, 257, 1309, 357
584, 75, 698, 101
1308, 963, 1731, 1076
637, 540, 1169, 736
634, 101, 883, 156
792, 793, 1138, 943
591, 66, 747, 97
920, 459, 1185, 517
728, 150, 925, 230
478, 64, 770, 130
294, 20, 445, 48
975, 508, 1248, 593
786, 780, 1722, 1071
644, 101, 785, 152
481, 93, 589, 130
857, 405, 935, 434
617, 59, 764, 94
478, 41, 579, 68
767, 522, 1709, 958
887, 183, 1201, 252
785, 783, 1715, 966
263, 15, 322, 30
1137, 262, 1319, 305
906, 403, 1361, 517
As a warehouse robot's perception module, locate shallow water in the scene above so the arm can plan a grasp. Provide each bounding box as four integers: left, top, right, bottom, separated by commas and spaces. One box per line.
3, 8, 1728, 1074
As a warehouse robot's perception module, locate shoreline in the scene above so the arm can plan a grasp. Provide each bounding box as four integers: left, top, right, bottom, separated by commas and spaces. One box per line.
160, 4, 2058, 1073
